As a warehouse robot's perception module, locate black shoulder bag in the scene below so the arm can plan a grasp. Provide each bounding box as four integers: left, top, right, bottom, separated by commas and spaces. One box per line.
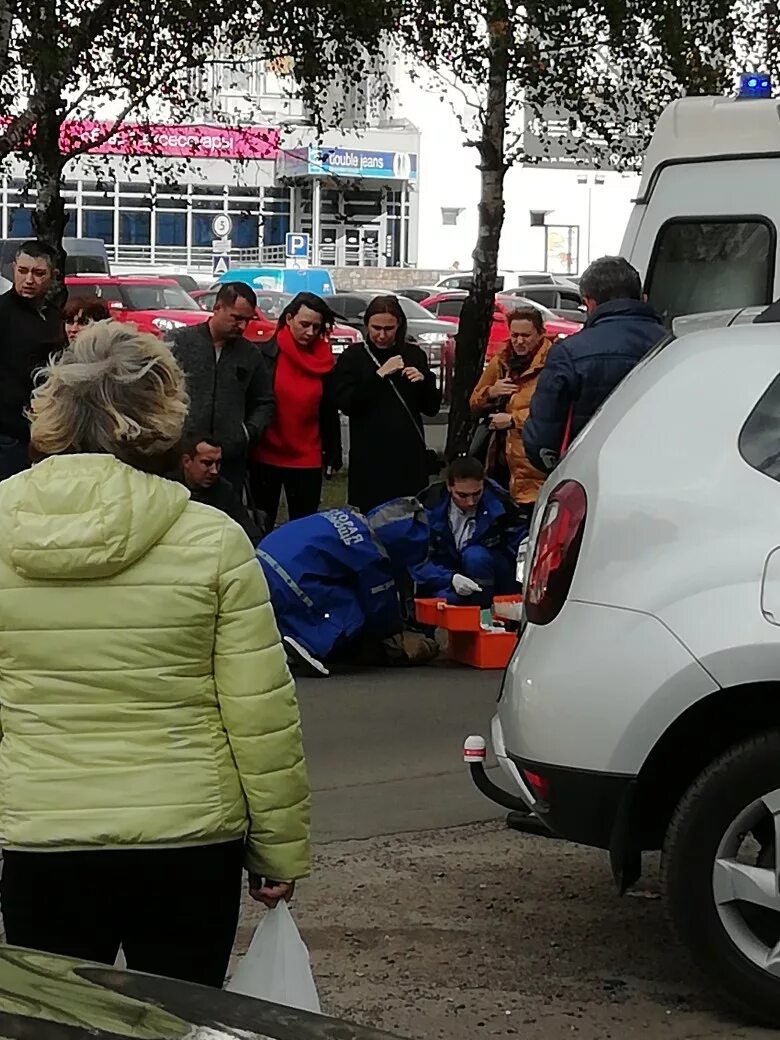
362, 343, 442, 476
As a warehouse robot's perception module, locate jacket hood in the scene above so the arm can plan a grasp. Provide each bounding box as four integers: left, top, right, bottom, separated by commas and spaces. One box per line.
587, 298, 663, 327
366, 496, 430, 571
0, 455, 190, 581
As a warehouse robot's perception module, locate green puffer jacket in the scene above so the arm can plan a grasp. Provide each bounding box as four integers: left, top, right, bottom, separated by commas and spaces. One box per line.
0, 454, 310, 881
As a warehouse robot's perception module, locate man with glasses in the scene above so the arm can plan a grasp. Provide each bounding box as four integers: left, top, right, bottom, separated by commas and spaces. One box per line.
178, 435, 264, 544
412, 456, 526, 605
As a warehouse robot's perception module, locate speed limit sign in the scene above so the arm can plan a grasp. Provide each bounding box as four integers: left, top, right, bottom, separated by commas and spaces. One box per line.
211, 213, 233, 239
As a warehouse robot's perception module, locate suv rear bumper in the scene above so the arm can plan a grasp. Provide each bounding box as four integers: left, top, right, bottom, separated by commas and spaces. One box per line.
507, 753, 634, 850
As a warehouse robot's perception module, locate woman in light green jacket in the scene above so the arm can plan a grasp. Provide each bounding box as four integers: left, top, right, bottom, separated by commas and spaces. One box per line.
0, 321, 310, 988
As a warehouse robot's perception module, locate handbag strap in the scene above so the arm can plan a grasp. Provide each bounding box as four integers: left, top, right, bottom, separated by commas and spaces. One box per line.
363, 342, 428, 448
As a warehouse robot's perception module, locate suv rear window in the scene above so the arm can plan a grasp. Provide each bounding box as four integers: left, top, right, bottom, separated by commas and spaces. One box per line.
646, 218, 775, 323
740, 375, 780, 481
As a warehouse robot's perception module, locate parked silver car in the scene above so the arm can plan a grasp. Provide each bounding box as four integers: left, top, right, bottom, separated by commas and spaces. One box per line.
470, 313, 780, 1023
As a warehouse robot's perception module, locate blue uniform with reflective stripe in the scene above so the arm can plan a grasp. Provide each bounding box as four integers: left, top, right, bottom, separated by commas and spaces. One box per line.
257, 501, 429, 661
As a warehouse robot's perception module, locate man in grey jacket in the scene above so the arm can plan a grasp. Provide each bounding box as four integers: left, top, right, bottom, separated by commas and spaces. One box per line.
169, 282, 274, 494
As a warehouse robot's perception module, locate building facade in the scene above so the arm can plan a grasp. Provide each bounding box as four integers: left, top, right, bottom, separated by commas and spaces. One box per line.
394, 71, 642, 275
0, 50, 421, 272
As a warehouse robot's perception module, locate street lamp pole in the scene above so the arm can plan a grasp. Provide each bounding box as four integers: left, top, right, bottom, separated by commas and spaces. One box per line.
577, 173, 605, 269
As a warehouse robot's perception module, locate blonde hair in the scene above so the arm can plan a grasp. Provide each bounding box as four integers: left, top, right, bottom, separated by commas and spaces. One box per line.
29, 321, 189, 468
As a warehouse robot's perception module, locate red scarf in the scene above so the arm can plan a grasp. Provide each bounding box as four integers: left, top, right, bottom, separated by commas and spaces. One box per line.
255, 325, 334, 468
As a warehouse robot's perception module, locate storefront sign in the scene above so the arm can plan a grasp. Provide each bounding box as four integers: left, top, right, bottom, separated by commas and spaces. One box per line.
56, 120, 280, 160
278, 146, 418, 182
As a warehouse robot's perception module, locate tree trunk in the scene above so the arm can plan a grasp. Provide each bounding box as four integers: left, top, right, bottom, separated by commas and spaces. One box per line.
30, 112, 68, 281
445, 2, 509, 459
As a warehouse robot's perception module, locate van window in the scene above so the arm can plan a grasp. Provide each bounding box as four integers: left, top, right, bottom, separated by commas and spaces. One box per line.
739, 374, 780, 482
646, 218, 775, 323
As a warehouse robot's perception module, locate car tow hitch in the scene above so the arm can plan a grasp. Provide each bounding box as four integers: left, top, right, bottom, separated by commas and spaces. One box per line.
464, 736, 558, 839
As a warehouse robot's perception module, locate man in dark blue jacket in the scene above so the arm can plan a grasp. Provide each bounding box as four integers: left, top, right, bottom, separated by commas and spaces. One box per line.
523, 257, 666, 473
412, 457, 526, 606
257, 498, 430, 677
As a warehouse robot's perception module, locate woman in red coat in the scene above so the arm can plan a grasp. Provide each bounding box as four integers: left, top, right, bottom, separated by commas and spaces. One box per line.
250, 292, 342, 529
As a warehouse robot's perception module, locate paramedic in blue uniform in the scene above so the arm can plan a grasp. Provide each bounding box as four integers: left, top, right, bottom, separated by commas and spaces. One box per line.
257, 497, 429, 677
412, 456, 526, 606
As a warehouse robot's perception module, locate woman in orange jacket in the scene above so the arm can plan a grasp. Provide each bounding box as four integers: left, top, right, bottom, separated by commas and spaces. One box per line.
470, 307, 552, 515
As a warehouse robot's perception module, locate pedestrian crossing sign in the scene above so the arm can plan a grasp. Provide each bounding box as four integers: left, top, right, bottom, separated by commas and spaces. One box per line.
212, 254, 230, 276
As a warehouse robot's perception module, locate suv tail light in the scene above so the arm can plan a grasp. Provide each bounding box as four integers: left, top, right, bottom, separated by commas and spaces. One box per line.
525, 481, 587, 626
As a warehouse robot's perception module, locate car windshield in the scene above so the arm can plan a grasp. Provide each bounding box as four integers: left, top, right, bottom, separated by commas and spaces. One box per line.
123, 284, 201, 311
257, 292, 293, 319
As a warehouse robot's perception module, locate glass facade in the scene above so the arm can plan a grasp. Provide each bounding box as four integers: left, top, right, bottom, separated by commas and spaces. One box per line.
0, 179, 291, 268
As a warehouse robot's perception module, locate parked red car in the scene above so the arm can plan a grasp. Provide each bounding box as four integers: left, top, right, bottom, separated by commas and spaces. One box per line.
420, 289, 580, 360
192, 288, 361, 355
64, 275, 205, 338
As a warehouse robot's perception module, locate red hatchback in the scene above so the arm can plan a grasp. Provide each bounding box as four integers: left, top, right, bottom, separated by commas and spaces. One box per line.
192, 288, 362, 355
65, 275, 205, 338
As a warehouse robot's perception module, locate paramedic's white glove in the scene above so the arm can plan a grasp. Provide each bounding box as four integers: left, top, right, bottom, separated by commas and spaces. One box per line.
452, 574, 483, 597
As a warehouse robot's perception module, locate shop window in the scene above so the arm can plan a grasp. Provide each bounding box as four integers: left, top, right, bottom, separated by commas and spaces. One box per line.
645, 218, 775, 323
156, 212, 186, 247
232, 214, 258, 248
192, 212, 219, 247
83, 210, 114, 244
263, 212, 289, 247
9, 208, 34, 237
119, 211, 151, 245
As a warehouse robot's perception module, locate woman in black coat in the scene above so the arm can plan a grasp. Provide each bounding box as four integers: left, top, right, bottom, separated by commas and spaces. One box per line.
333, 295, 442, 514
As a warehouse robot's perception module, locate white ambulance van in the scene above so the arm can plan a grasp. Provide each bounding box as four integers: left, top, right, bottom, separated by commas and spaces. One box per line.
621, 95, 780, 323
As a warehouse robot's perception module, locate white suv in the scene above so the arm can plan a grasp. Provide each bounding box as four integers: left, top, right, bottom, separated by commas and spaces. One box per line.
470, 316, 780, 1023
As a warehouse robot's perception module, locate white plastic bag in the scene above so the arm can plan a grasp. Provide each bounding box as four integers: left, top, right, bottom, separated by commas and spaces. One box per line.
227, 902, 321, 1013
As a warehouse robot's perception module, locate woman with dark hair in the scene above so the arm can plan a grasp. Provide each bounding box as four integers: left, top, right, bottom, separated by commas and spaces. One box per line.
333, 294, 441, 513
63, 296, 110, 345
250, 291, 342, 528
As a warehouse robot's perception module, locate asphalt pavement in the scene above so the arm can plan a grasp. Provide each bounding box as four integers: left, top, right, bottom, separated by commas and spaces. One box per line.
296, 660, 504, 843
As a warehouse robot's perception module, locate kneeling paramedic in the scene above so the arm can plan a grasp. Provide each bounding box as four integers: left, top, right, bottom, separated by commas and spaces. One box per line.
257, 498, 432, 677
413, 456, 526, 606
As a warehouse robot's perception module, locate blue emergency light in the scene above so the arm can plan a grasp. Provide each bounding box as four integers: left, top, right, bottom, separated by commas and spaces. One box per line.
738, 72, 772, 98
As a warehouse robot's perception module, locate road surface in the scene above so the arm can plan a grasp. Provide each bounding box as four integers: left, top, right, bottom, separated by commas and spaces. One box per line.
297, 661, 503, 842
232, 663, 775, 1040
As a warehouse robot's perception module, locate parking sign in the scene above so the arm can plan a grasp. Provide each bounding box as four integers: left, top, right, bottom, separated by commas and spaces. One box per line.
285, 232, 310, 259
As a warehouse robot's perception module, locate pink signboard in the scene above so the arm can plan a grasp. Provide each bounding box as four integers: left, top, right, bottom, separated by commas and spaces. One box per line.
57, 120, 280, 160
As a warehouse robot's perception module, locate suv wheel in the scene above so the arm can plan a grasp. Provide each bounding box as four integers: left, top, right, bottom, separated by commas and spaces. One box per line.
664, 731, 780, 1024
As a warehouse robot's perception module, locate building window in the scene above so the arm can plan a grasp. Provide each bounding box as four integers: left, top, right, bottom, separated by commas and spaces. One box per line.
646, 218, 775, 323
233, 213, 259, 249
9, 208, 34, 237
441, 207, 463, 226
119, 211, 151, 246
156, 212, 186, 247
83, 210, 114, 244
192, 212, 219, 247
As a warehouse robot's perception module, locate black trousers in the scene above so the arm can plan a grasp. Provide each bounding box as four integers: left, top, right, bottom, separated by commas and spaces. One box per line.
1, 840, 244, 988
250, 462, 322, 530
